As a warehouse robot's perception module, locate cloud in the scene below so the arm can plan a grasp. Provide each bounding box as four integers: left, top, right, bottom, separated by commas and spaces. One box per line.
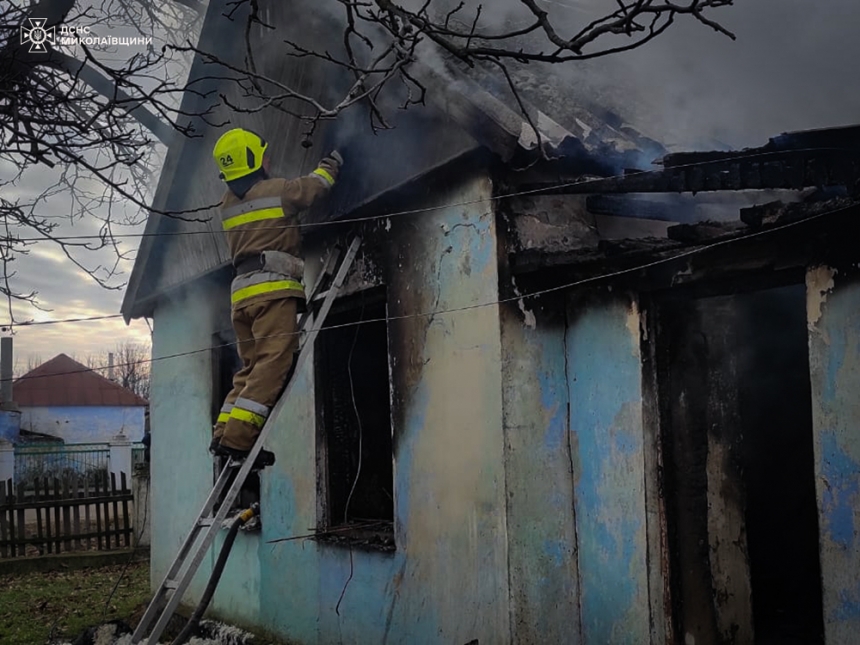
2, 158, 150, 368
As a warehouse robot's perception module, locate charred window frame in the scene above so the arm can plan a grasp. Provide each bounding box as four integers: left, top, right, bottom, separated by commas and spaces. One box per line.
315, 287, 395, 551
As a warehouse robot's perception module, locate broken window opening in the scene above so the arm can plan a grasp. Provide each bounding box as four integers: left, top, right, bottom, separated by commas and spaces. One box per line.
654, 282, 824, 645
316, 291, 394, 551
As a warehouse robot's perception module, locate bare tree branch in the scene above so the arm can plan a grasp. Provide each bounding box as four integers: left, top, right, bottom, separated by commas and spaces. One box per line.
1, 0, 736, 320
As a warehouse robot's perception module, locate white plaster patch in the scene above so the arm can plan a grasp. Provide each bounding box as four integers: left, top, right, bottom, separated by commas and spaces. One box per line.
519, 300, 536, 329
806, 265, 837, 335
626, 298, 641, 356
510, 276, 536, 329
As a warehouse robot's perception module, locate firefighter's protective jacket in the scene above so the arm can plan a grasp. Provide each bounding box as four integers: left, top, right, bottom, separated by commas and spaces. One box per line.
219, 158, 340, 309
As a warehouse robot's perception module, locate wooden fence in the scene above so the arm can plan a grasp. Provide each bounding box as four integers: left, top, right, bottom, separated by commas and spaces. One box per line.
0, 472, 134, 558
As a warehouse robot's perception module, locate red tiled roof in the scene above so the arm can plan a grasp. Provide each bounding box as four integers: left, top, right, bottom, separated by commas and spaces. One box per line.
11, 353, 148, 407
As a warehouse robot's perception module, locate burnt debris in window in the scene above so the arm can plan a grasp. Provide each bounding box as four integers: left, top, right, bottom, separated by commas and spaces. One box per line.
316, 294, 394, 550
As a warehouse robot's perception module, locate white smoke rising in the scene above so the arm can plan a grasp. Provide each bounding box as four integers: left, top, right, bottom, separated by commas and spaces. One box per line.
515, 0, 860, 149
234, 0, 858, 154
385, 0, 860, 150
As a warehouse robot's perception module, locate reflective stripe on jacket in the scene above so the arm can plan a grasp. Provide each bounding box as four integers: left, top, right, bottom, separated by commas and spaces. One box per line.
221, 196, 283, 231
230, 270, 304, 307
218, 159, 339, 310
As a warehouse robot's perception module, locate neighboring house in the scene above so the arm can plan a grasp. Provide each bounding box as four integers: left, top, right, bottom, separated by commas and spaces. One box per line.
12, 354, 148, 443
121, 3, 860, 644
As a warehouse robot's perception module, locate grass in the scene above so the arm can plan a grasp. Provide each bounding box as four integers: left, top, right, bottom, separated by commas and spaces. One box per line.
0, 559, 149, 645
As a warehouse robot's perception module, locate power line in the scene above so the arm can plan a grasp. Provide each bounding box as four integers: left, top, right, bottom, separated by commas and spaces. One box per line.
0, 313, 124, 330
1, 199, 847, 385
4, 146, 852, 244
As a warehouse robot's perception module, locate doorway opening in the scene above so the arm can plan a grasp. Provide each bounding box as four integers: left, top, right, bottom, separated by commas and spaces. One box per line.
654, 282, 824, 644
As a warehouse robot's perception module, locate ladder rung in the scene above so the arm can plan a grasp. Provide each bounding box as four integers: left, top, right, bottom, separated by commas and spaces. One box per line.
130, 236, 363, 645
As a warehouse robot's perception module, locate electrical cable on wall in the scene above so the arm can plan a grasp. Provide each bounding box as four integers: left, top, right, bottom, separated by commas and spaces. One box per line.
4, 146, 850, 244
335, 296, 368, 616
0, 198, 852, 385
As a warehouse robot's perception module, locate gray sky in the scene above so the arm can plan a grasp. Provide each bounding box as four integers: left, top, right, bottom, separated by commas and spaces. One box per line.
2, 1, 197, 372
4, 0, 858, 369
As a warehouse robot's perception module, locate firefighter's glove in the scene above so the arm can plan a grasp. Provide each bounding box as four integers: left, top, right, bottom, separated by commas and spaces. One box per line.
327, 150, 344, 169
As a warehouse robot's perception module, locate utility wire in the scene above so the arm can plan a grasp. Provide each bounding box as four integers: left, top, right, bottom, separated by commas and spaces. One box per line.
1, 198, 850, 386
4, 144, 855, 330
2, 147, 851, 330
4, 146, 854, 244
0, 313, 123, 330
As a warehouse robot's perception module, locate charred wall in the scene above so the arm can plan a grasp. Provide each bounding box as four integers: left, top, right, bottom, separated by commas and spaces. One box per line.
655, 284, 823, 645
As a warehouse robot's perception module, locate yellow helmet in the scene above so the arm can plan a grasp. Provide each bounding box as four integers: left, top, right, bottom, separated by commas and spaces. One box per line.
213, 128, 268, 182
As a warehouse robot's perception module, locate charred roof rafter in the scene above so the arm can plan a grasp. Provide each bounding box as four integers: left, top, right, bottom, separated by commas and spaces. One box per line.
515, 125, 860, 197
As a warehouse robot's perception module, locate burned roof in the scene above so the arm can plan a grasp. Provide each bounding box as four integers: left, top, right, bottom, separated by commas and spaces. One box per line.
520, 124, 860, 196
508, 195, 860, 299
120, 0, 661, 322
500, 122, 860, 286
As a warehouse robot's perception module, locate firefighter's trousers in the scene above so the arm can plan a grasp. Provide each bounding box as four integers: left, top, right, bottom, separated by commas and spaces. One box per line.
214, 297, 298, 451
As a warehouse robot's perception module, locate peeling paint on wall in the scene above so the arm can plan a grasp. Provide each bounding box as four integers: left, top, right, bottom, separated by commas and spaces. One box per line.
806, 265, 836, 334
499, 300, 580, 644
626, 300, 641, 358
807, 271, 860, 642
567, 294, 649, 645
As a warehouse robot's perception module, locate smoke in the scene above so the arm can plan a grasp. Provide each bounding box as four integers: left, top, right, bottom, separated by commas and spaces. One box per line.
397, 0, 860, 151
242, 1, 859, 159
517, 0, 860, 150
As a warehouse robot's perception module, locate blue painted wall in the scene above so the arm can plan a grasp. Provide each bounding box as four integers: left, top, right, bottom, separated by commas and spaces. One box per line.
19, 406, 145, 442
499, 299, 582, 644
807, 267, 860, 643
149, 173, 510, 643
150, 283, 228, 607
566, 294, 650, 645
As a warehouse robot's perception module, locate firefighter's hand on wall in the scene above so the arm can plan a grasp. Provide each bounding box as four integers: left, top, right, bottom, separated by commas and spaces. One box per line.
326, 150, 343, 169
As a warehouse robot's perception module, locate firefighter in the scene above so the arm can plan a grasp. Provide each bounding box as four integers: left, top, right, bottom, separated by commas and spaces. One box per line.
210, 127, 342, 462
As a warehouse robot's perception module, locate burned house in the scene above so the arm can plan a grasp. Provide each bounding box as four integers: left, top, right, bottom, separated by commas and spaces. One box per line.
121, 2, 860, 644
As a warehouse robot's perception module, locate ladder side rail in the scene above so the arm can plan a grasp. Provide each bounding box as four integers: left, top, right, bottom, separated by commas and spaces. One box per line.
143, 457, 256, 643
137, 236, 362, 645
304, 246, 341, 304
295, 246, 341, 335
230, 235, 361, 475
131, 463, 236, 643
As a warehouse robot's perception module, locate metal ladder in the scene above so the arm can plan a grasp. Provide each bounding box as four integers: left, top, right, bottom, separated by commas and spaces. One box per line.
131, 236, 362, 644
